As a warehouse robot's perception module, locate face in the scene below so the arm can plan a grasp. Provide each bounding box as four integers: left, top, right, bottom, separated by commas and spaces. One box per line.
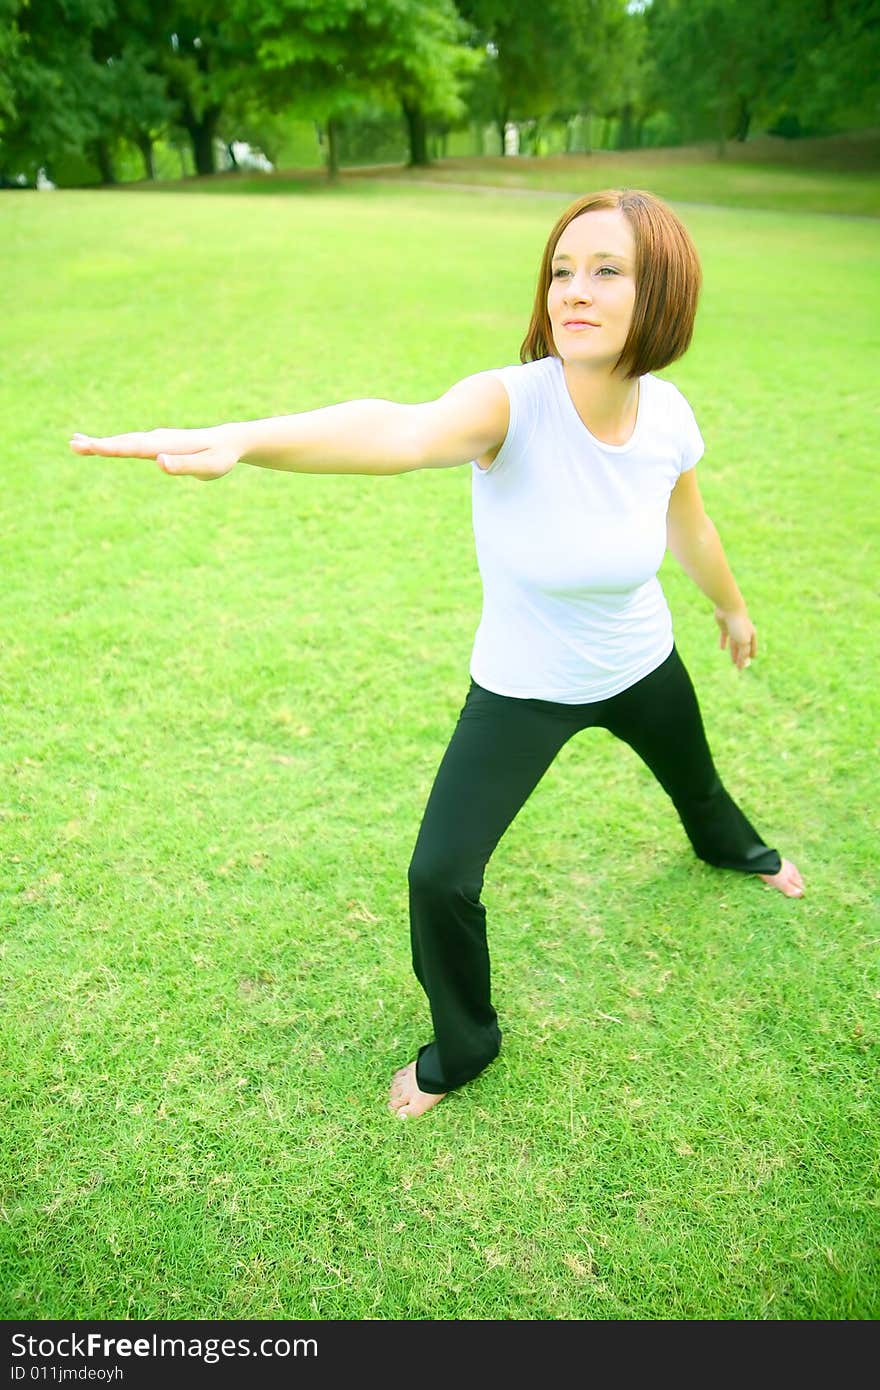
547, 208, 637, 370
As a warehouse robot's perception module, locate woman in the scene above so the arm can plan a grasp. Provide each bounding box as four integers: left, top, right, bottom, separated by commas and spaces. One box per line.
70, 189, 804, 1120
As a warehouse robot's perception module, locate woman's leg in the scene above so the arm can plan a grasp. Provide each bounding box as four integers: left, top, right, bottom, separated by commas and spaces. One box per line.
602, 647, 783, 875
405, 681, 578, 1097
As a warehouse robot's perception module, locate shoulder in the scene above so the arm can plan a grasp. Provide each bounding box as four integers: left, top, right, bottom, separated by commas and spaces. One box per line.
640, 373, 702, 439
642, 374, 704, 471
487, 355, 554, 385
491, 355, 559, 411
472, 358, 555, 475
483, 356, 559, 427
643, 373, 698, 419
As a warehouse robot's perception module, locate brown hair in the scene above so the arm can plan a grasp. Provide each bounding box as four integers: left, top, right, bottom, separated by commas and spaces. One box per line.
520, 189, 702, 379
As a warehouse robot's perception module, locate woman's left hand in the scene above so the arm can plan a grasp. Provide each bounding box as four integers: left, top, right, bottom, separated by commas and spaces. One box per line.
714, 606, 756, 670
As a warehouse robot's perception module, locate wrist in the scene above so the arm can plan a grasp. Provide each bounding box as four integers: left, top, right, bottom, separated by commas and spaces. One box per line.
217, 422, 250, 462
714, 596, 747, 619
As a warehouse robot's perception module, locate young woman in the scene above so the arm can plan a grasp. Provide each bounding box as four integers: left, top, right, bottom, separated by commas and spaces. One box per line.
70, 189, 803, 1120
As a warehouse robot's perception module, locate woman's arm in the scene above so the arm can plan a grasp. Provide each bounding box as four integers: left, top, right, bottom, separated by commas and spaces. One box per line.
665, 467, 757, 669
69, 372, 509, 481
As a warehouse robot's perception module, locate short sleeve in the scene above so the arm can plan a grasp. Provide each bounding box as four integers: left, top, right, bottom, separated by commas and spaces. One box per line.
672, 386, 705, 474
470, 362, 539, 477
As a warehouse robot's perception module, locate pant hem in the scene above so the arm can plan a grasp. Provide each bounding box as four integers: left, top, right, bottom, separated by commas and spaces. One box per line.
416, 1041, 499, 1094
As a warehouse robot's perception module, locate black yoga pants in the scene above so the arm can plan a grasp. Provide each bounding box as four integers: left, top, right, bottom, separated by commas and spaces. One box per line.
408, 644, 782, 1095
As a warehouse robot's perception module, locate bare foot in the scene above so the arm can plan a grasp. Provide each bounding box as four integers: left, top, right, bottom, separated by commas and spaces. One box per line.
388, 1062, 447, 1118
758, 857, 804, 898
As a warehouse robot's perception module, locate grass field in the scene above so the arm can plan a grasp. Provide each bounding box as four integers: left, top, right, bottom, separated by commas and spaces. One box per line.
133, 129, 880, 218
2, 176, 879, 1320
345, 142, 880, 218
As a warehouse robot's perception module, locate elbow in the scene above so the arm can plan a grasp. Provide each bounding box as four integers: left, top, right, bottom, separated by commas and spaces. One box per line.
352, 404, 426, 475
667, 514, 714, 565
392, 405, 433, 473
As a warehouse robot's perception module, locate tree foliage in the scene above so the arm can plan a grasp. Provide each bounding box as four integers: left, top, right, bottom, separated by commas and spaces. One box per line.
244, 0, 483, 170
645, 0, 880, 146
458, 0, 631, 148
0, 0, 875, 185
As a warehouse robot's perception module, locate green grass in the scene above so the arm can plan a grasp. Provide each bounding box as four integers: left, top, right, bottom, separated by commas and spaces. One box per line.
1, 180, 879, 1320
362, 150, 880, 217
131, 130, 880, 218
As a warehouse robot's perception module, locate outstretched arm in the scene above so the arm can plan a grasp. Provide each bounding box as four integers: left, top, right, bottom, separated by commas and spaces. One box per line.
69, 372, 509, 481
666, 467, 756, 670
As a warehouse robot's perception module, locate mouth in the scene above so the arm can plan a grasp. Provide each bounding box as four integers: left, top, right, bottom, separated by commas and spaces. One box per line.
562, 320, 600, 329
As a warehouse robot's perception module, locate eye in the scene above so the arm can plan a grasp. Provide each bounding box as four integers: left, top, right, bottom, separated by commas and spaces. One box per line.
596, 266, 619, 277
551, 268, 570, 279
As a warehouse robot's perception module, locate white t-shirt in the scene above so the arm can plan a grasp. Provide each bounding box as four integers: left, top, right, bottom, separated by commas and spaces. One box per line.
468, 354, 704, 703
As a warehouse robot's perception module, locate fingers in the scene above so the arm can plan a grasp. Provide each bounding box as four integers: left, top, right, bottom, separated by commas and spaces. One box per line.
155, 455, 207, 483
732, 641, 753, 670
157, 450, 236, 481
70, 430, 161, 459
715, 608, 757, 671
70, 428, 215, 458
69, 434, 187, 473
70, 431, 234, 481
157, 452, 212, 478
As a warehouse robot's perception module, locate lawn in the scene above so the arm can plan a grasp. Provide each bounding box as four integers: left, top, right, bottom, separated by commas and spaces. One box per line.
344, 142, 880, 218
145, 130, 880, 218
1, 179, 878, 1320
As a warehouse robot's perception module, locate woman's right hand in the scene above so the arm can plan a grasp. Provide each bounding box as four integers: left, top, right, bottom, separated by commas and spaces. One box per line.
69, 424, 241, 481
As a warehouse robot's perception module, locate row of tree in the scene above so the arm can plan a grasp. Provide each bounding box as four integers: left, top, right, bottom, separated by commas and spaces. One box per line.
1, 0, 877, 186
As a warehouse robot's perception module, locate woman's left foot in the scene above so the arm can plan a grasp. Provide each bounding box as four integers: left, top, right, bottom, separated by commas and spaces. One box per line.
758, 857, 804, 897
388, 1062, 447, 1118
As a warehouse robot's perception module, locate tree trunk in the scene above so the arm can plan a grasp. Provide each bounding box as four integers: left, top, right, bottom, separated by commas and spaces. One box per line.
93, 138, 116, 185
716, 105, 727, 159
734, 95, 751, 142
134, 132, 155, 181
178, 98, 222, 176
226, 141, 238, 169
619, 102, 635, 150
325, 116, 339, 181
192, 118, 217, 175
402, 99, 430, 167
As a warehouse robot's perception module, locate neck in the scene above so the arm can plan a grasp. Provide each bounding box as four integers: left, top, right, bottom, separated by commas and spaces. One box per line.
562, 358, 638, 418
561, 358, 640, 445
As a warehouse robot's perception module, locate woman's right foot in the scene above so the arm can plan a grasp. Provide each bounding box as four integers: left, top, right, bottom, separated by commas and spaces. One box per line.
388, 1062, 447, 1118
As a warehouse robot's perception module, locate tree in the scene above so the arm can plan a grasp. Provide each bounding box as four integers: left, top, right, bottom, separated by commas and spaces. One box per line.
368, 0, 484, 168
88, 4, 177, 183
133, 1, 265, 177
0, 0, 25, 143
457, 0, 631, 155
246, 0, 483, 175
590, 1, 650, 150
0, 0, 115, 183
0, 0, 178, 185
772, 0, 880, 134
642, 0, 879, 150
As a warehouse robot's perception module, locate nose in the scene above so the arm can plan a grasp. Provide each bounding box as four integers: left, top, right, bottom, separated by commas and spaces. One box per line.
563, 272, 592, 304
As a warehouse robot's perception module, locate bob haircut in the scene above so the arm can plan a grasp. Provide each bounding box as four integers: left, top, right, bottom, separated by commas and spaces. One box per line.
520, 189, 702, 380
